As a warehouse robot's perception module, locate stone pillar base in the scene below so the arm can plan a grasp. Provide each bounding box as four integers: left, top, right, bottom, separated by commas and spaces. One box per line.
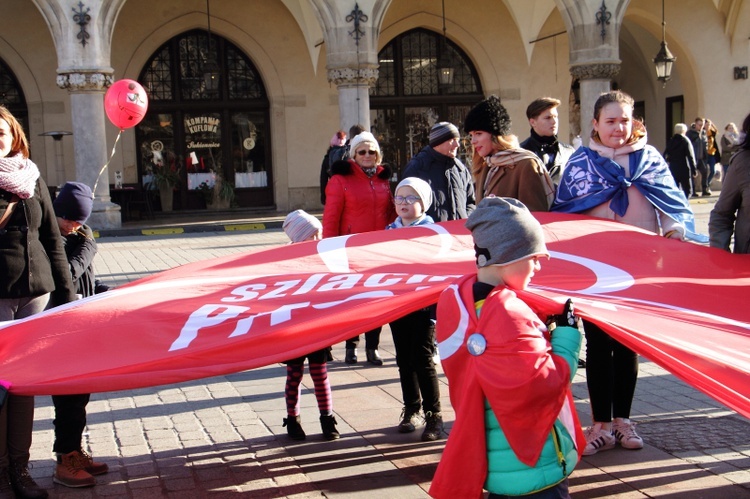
88, 201, 122, 230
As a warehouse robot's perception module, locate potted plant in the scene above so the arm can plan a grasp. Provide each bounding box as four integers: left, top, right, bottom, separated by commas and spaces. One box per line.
150, 163, 181, 212
206, 173, 235, 210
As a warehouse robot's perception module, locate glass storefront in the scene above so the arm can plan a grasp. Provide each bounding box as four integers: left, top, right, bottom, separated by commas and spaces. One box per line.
137, 30, 271, 211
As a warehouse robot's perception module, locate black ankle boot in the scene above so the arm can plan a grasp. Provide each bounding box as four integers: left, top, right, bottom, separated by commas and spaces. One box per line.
282, 416, 306, 440
366, 348, 383, 366
345, 348, 357, 364
320, 415, 340, 440
0, 467, 13, 499
9, 462, 48, 499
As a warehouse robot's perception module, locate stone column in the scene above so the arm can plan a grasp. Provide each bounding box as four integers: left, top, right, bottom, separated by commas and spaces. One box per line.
570, 63, 621, 144
312, 0, 387, 132
328, 67, 379, 131
57, 71, 121, 229
33, 0, 126, 229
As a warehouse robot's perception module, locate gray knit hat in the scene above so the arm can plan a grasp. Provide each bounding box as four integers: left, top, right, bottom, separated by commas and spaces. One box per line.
396, 177, 433, 210
465, 196, 549, 267
429, 122, 460, 147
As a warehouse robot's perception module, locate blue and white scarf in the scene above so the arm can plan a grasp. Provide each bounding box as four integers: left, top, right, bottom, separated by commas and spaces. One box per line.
552, 145, 707, 243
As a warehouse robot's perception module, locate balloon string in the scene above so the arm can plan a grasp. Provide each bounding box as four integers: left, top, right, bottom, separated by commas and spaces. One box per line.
92, 129, 123, 198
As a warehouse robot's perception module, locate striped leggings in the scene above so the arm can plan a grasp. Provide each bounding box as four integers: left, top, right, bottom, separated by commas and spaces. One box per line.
285, 362, 332, 416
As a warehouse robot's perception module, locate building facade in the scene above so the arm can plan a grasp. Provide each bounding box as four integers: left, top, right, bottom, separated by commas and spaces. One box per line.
1, 0, 748, 228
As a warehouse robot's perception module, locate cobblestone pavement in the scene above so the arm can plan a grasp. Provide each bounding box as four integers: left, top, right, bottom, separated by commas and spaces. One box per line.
24, 195, 750, 497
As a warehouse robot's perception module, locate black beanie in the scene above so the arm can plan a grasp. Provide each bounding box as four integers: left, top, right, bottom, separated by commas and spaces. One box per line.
463, 95, 512, 136
53, 182, 93, 224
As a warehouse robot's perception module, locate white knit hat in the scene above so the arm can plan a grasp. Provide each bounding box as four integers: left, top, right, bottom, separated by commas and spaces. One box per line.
283, 210, 322, 243
349, 131, 380, 157
396, 177, 433, 210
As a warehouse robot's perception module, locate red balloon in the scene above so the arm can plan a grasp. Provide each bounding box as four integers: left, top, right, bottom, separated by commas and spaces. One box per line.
104, 79, 149, 130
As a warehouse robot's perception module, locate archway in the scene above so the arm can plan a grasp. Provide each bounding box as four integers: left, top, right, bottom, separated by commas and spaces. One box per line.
136, 30, 271, 211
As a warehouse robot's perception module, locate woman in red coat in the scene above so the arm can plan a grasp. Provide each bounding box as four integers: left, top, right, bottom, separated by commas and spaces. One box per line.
323, 131, 395, 365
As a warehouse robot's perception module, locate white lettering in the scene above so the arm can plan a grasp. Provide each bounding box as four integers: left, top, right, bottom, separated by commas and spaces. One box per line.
318, 274, 362, 291
221, 283, 266, 302
169, 304, 248, 351
364, 273, 407, 287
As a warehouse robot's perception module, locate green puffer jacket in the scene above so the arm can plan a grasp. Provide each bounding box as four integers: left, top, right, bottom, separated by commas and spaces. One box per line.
485, 324, 582, 496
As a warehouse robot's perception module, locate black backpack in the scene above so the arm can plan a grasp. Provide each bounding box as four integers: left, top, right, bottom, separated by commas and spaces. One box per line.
327, 145, 349, 174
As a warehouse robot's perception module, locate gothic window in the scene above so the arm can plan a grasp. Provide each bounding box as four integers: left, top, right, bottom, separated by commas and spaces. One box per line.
137, 30, 272, 210
370, 29, 482, 175
0, 58, 27, 130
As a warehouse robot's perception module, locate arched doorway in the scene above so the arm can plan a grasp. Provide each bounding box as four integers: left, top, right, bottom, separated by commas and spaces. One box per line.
370, 28, 483, 178
137, 30, 271, 211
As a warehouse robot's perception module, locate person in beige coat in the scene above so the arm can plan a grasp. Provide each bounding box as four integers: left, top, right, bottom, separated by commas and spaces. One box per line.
463, 95, 554, 212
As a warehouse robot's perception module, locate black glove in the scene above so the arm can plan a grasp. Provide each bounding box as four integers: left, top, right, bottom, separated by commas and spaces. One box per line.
547, 299, 582, 330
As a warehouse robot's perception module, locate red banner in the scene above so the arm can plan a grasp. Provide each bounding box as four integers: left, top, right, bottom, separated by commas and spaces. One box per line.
0, 214, 748, 418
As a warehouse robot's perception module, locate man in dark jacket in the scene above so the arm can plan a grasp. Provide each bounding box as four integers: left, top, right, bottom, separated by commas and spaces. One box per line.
686, 117, 710, 197
519, 97, 576, 188
663, 123, 696, 199
402, 121, 475, 222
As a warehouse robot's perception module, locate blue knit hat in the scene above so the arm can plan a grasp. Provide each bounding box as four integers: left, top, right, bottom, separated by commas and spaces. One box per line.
53, 182, 94, 224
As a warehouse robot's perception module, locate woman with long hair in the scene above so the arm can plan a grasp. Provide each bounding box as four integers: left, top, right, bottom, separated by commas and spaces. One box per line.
464, 95, 554, 211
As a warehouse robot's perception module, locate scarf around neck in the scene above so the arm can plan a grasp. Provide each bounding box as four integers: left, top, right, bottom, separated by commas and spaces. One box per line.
0, 154, 40, 199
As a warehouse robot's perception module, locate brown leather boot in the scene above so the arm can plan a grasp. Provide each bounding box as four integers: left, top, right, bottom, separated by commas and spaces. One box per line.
53, 451, 95, 488
76, 450, 108, 476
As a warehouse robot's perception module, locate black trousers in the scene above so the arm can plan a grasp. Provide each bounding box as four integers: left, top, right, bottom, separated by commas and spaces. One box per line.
584, 321, 638, 422
389, 309, 441, 414
52, 394, 90, 454
346, 327, 381, 350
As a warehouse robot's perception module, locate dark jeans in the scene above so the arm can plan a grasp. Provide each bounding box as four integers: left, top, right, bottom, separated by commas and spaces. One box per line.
488, 478, 569, 498
691, 159, 709, 194
389, 309, 441, 414
346, 327, 381, 350
52, 394, 90, 453
584, 321, 638, 422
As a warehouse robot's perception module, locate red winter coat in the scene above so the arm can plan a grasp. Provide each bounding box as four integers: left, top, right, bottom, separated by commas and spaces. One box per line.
322, 159, 396, 237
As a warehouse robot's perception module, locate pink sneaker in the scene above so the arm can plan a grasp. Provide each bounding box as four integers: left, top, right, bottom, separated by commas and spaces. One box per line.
583, 423, 616, 456
612, 418, 644, 450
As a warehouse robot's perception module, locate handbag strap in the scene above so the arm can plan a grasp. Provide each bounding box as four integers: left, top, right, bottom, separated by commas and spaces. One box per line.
0, 195, 20, 230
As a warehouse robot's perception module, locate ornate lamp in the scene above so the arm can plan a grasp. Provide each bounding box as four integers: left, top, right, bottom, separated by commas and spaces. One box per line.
436, 0, 454, 87
653, 0, 676, 86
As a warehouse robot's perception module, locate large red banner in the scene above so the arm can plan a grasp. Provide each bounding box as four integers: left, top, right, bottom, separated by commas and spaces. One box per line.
0, 213, 748, 418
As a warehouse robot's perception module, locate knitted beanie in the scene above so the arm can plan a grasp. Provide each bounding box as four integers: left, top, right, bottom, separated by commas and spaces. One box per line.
349, 131, 380, 157
463, 95, 512, 136
429, 122, 460, 147
465, 196, 548, 267
396, 177, 433, 210
53, 181, 94, 224
283, 209, 322, 243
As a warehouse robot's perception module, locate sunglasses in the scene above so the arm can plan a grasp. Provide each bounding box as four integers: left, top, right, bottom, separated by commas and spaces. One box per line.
356, 150, 377, 156
394, 195, 420, 205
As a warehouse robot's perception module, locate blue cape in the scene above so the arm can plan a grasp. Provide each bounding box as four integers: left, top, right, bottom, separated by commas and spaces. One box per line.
552, 145, 707, 243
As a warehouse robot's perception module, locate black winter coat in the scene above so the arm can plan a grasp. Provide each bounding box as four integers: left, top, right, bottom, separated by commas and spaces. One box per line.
663, 134, 696, 179
61, 224, 99, 298
0, 178, 75, 304
519, 134, 576, 188
402, 146, 475, 222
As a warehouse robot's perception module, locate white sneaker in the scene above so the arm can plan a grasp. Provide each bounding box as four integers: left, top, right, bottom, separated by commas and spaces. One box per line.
612, 418, 644, 450
583, 423, 616, 456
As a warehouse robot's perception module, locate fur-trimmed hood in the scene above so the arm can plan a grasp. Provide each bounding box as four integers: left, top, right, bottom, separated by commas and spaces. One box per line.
330, 159, 392, 180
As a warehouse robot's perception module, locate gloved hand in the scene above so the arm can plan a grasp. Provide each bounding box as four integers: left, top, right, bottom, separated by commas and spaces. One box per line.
546, 298, 582, 331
